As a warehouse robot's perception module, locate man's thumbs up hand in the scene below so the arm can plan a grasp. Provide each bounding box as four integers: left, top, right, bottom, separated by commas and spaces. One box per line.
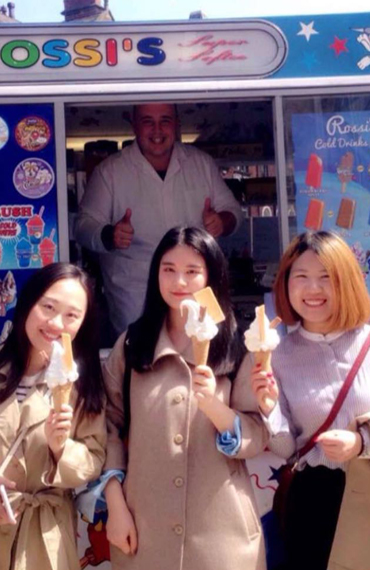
113, 208, 134, 249
121, 208, 132, 224
203, 197, 212, 214
202, 198, 223, 238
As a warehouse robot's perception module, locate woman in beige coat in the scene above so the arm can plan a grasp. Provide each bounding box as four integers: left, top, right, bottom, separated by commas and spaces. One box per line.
104, 227, 268, 570
328, 413, 370, 570
0, 263, 106, 570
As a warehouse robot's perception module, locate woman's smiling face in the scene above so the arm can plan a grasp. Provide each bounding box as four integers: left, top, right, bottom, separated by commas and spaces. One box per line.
25, 278, 87, 358
159, 244, 208, 311
288, 249, 335, 333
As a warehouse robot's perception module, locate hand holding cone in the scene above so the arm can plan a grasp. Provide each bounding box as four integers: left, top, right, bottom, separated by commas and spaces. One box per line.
244, 305, 281, 409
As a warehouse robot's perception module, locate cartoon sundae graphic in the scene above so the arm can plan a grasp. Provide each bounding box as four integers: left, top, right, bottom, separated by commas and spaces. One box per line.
13, 158, 54, 199
0, 272, 17, 316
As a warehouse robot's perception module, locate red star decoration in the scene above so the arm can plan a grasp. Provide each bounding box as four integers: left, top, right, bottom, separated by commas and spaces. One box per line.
330, 36, 349, 56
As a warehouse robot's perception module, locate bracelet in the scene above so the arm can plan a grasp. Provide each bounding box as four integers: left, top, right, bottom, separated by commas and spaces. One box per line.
357, 425, 366, 456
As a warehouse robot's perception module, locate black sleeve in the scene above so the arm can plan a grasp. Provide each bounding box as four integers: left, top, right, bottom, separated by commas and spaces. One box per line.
101, 224, 115, 251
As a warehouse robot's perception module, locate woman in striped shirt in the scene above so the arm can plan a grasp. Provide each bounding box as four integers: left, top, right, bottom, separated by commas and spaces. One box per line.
0, 263, 106, 570
251, 231, 370, 570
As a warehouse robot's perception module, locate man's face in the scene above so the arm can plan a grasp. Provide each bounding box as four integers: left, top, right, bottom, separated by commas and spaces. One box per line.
133, 104, 177, 167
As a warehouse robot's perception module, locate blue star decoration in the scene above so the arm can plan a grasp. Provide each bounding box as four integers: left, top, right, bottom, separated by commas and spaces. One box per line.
302, 50, 319, 70
268, 465, 282, 483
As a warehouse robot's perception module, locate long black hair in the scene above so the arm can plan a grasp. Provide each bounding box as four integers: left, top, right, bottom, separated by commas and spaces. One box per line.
0, 262, 104, 415
128, 226, 244, 376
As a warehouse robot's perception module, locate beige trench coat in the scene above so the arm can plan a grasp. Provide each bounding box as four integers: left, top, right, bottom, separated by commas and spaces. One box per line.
104, 327, 268, 570
0, 370, 106, 570
329, 414, 370, 570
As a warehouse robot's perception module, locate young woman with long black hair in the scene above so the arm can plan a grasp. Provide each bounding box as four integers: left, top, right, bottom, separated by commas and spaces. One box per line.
0, 262, 106, 570
104, 226, 268, 570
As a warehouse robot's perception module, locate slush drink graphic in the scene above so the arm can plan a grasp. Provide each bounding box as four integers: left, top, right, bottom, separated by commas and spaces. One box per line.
39, 235, 56, 266
26, 206, 45, 245
15, 238, 32, 268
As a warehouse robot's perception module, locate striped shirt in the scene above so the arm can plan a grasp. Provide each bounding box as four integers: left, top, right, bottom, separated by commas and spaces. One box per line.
266, 324, 370, 471
15, 372, 43, 403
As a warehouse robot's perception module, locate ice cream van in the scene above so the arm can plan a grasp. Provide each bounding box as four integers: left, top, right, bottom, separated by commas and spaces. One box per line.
1, 12, 370, 570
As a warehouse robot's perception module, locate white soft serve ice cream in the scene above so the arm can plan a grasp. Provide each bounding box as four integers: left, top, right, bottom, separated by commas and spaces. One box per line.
181, 299, 218, 341
44, 340, 79, 389
244, 311, 280, 352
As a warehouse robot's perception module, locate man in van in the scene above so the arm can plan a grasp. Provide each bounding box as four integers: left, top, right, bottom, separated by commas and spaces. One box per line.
75, 103, 242, 337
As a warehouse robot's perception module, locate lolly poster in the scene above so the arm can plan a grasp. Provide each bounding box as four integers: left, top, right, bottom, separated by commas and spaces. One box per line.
0, 103, 58, 334
291, 110, 370, 291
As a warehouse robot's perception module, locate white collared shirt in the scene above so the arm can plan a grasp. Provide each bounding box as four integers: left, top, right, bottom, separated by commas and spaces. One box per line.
75, 141, 242, 335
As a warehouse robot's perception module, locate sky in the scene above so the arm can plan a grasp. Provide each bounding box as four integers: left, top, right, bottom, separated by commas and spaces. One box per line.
10, 0, 370, 24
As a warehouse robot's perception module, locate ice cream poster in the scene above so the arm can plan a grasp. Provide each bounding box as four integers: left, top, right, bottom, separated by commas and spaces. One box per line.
0, 269, 36, 343
0, 103, 58, 271
291, 110, 370, 291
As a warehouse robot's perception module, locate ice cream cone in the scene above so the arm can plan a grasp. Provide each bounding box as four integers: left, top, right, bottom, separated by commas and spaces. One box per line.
244, 305, 281, 412
52, 382, 73, 412
254, 350, 274, 408
192, 337, 210, 366
254, 350, 272, 373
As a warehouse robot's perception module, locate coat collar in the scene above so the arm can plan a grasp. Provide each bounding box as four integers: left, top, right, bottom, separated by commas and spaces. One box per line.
0, 380, 51, 482
18, 385, 51, 430
153, 322, 195, 366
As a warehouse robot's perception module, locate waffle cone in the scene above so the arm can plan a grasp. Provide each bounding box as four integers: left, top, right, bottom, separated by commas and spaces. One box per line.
254, 350, 272, 373
254, 351, 274, 409
52, 382, 73, 412
192, 337, 210, 366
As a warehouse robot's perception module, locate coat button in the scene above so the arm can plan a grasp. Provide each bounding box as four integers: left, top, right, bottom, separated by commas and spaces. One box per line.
173, 393, 183, 404
173, 524, 183, 535
174, 434, 184, 445
174, 477, 184, 487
